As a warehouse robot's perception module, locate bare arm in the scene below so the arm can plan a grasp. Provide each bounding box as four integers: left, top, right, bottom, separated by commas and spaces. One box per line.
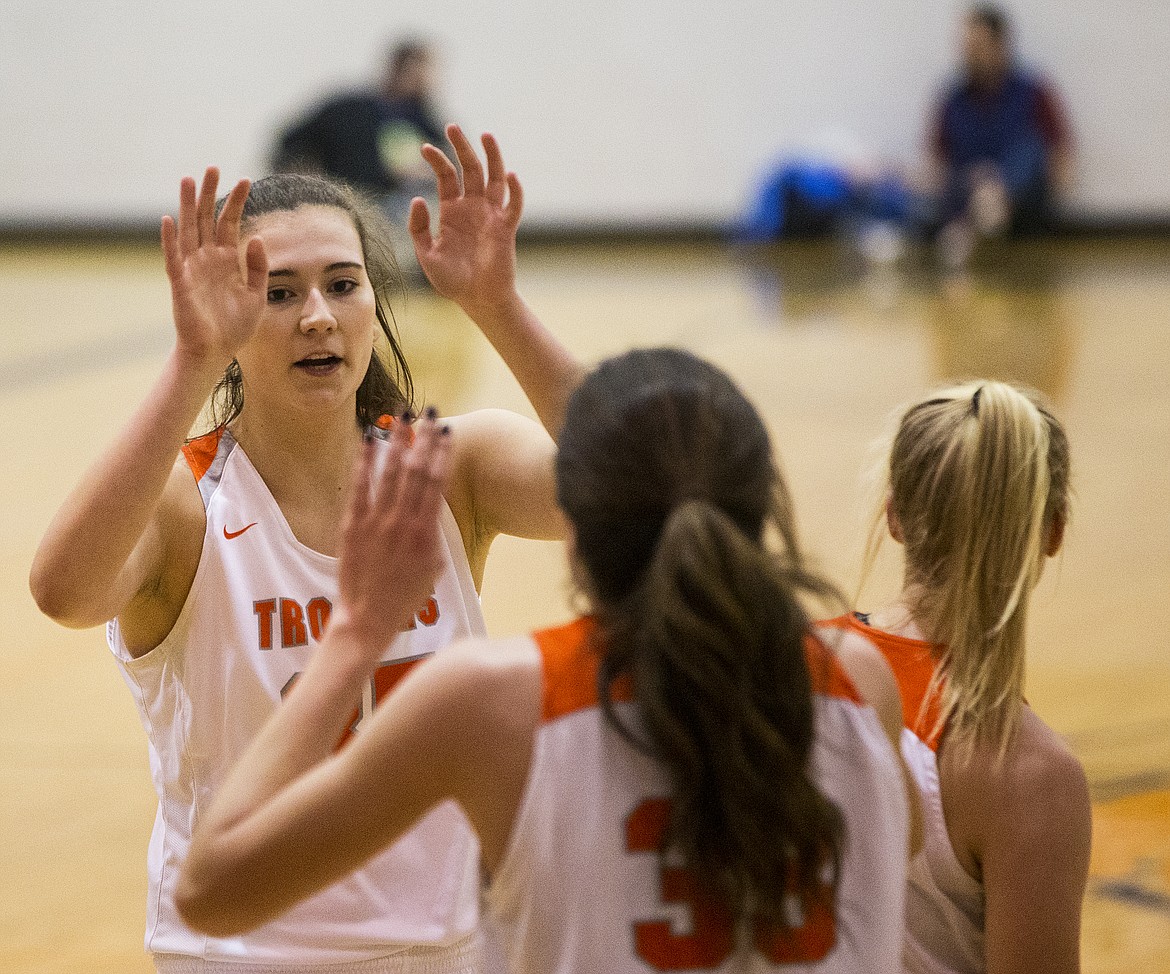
175, 416, 540, 935
834, 633, 925, 857
442, 408, 563, 586
409, 127, 579, 559
410, 125, 584, 439
978, 728, 1092, 974
29, 172, 267, 634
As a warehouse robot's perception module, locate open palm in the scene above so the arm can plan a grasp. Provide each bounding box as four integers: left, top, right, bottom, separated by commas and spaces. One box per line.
337, 415, 451, 651
162, 168, 268, 368
409, 126, 523, 317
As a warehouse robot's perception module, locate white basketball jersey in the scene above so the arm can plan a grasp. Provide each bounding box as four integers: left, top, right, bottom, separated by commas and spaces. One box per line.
108, 425, 487, 965
822, 615, 985, 974
484, 618, 909, 974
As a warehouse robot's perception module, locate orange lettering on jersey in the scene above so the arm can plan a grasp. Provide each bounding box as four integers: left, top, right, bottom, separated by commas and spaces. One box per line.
625, 797, 836, 970
253, 599, 277, 650
306, 596, 332, 641
258, 594, 427, 651
280, 598, 308, 648
404, 595, 441, 630
755, 896, 835, 964
416, 596, 439, 626
626, 798, 734, 970
335, 653, 434, 748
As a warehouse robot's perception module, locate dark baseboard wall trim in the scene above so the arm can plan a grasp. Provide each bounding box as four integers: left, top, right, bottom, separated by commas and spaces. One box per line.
516, 220, 729, 246
1050, 216, 1170, 238
2, 215, 1168, 248
0, 219, 163, 247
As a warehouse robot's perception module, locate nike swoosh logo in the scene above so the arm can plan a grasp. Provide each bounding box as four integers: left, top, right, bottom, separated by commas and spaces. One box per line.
223, 522, 258, 540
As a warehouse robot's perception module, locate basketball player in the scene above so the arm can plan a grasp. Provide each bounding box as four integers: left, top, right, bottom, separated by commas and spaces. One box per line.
822, 382, 1092, 974
29, 128, 578, 973
175, 349, 914, 973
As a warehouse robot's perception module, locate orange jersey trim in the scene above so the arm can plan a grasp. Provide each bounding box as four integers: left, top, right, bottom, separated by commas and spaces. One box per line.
182, 427, 225, 483
803, 633, 863, 704
820, 614, 944, 750
534, 617, 634, 723
533, 618, 862, 724
183, 416, 406, 484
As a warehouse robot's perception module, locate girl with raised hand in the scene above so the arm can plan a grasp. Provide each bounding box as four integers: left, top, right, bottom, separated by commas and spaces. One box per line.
823, 381, 1092, 974
30, 127, 577, 973
176, 348, 914, 974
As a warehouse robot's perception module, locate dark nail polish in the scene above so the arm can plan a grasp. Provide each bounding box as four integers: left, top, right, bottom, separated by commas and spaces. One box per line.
424, 406, 439, 421
440, 425, 451, 436
401, 409, 416, 423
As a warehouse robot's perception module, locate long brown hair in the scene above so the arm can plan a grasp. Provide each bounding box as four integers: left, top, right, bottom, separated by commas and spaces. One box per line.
556, 348, 845, 930
860, 381, 1070, 759
203, 173, 414, 433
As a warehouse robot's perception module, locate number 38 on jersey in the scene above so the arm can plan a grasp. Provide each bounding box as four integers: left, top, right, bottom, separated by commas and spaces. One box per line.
625, 798, 835, 970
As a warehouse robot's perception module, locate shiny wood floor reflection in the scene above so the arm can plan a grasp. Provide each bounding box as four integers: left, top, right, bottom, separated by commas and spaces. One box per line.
1, 238, 1167, 973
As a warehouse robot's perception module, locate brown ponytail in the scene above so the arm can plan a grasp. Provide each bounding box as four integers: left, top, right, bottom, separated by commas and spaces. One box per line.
557, 348, 845, 930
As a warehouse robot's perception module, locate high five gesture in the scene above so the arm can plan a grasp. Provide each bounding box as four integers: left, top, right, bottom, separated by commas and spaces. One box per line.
409, 125, 523, 316
162, 168, 268, 370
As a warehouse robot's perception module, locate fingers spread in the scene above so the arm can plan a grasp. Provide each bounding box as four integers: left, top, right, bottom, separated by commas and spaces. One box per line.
244, 236, 268, 292
414, 427, 451, 548
161, 216, 182, 282
370, 419, 410, 513
346, 435, 378, 529
395, 413, 449, 549
446, 124, 484, 197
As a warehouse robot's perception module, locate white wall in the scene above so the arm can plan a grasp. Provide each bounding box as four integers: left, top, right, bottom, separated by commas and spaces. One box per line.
3, 0, 1167, 228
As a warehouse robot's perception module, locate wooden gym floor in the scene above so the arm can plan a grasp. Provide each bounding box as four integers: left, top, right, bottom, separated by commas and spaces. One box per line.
0, 237, 1166, 972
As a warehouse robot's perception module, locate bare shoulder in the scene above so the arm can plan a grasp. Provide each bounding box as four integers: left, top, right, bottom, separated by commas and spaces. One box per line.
442, 408, 545, 459
958, 710, 1092, 972
415, 635, 544, 729
442, 409, 553, 489
824, 626, 903, 738
158, 450, 208, 537
988, 709, 1090, 815
948, 707, 1091, 865
402, 636, 544, 862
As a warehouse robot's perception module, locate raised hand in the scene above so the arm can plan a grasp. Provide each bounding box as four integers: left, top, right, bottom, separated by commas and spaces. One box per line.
335, 414, 452, 653
409, 125, 523, 317
161, 168, 268, 369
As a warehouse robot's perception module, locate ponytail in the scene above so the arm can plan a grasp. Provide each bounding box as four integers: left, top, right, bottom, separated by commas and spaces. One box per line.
597, 498, 845, 929
860, 381, 1070, 760
557, 347, 848, 930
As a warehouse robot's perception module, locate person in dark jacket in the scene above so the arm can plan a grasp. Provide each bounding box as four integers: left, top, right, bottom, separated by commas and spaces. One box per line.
927, 6, 1073, 265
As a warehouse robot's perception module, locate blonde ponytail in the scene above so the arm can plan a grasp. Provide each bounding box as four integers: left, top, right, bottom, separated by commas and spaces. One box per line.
860, 381, 1070, 759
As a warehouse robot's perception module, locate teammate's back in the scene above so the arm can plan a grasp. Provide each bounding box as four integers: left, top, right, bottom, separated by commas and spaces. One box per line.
484, 616, 909, 974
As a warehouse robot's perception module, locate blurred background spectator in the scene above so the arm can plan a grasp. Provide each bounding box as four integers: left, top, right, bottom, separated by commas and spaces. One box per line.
272, 38, 445, 273
925, 4, 1074, 266
740, 5, 1075, 272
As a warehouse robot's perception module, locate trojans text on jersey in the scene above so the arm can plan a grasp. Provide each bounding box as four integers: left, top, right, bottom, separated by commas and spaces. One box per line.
252, 595, 441, 650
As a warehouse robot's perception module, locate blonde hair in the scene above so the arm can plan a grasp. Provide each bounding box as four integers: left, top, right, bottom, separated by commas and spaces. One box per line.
860, 381, 1070, 759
